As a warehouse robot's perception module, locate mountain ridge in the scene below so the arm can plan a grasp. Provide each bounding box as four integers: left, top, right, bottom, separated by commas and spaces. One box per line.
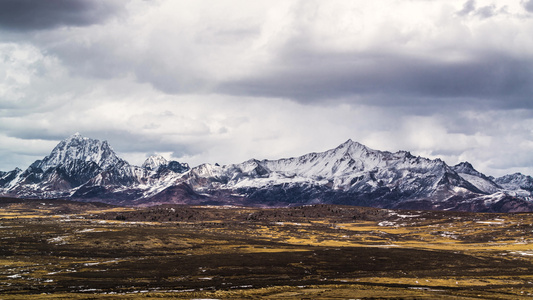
1, 134, 532, 212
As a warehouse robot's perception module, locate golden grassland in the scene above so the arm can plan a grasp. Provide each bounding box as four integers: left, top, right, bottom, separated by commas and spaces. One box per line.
1, 203, 533, 299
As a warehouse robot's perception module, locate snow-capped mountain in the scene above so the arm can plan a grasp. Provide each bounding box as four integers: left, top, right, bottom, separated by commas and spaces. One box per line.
0, 133, 189, 200
185, 140, 467, 196
3, 133, 131, 197
37, 132, 127, 172
179, 140, 533, 211
493, 173, 533, 200
142, 155, 169, 171
452, 162, 502, 194
1, 134, 532, 212
495, 173, 533, 191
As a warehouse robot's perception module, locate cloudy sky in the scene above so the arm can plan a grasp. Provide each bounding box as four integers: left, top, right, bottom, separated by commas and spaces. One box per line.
1, 0, 533, 177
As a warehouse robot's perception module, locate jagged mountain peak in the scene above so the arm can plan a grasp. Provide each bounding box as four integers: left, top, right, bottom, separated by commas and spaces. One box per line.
455, 161, 473, 168
452, 162, 498, 184
36, 133, 126, 172
142, 155, 169, 171
453, 162, 482, 175
335, 139, 372, 154
332, 140, 415, 164
69, 132, 85, 140
450, 161, 502, 194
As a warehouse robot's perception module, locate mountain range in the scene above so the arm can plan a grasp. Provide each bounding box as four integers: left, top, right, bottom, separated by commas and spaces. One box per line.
1, 133, 532, 212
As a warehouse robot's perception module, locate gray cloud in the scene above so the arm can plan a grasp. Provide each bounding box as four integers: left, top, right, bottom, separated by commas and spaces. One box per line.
475, 5, 497, 18
457, 0, 477, 16
218, 52, 533, 110
0, 0, 125, 31
523, 0, 533, 12
457, 0, 502, 18
17, 0, 531, 111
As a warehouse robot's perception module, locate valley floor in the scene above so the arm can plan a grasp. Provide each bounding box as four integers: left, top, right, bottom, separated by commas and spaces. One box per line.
1, 200, 533, 299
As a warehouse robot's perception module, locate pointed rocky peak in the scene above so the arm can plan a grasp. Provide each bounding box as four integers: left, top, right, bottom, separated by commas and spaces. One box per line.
338, 139, 355, 146
242, 158, 262, 166
452, 161, 497, 184
337, 139, 367, 150
454, 161, 473, 169
453, 162, 483, 176
69, 132, 84, 140
1, 167, 22, 174
142, 155, 169, 171
34, 133, 126, 172
239, 159, 269, 176
332, 139, 374, 158
8, 167, 23, 176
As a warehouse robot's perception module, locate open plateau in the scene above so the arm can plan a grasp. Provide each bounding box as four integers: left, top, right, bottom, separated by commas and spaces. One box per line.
1, 134, 533, 299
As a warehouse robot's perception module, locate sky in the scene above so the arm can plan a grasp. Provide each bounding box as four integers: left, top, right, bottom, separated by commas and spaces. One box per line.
1, 0, 533, 177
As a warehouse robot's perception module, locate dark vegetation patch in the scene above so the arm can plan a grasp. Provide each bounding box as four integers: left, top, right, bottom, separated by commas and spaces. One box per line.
0, 196, 115, 214
95, 204, 395, 223
1, 202, 533, 298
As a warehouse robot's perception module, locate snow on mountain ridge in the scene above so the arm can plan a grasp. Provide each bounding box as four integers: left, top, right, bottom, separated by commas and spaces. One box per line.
36, 133, 127, 172
2, 134, 533, 212
256, 140, 379, 179
0, 134, 190, 199
142, 155, 168, 171
452, 162, 501, 194
184, 139, 472, 201
259, 140, 445, 185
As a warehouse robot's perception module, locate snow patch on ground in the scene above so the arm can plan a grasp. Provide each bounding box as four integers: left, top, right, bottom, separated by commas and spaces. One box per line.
76, 228, 104, 233
378, 221, 397, 227
47, 236, 68, 244
390, 212, 420, 218
476, 219, 505, 225
509, 251, 533, 256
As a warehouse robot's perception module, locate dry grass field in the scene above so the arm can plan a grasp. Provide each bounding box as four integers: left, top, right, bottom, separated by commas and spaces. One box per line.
1, 199, 533, 299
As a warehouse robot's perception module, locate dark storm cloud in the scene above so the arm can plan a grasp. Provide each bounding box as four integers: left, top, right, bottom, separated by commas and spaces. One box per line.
218, 51, 533, 109
0, 0, 124, 31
